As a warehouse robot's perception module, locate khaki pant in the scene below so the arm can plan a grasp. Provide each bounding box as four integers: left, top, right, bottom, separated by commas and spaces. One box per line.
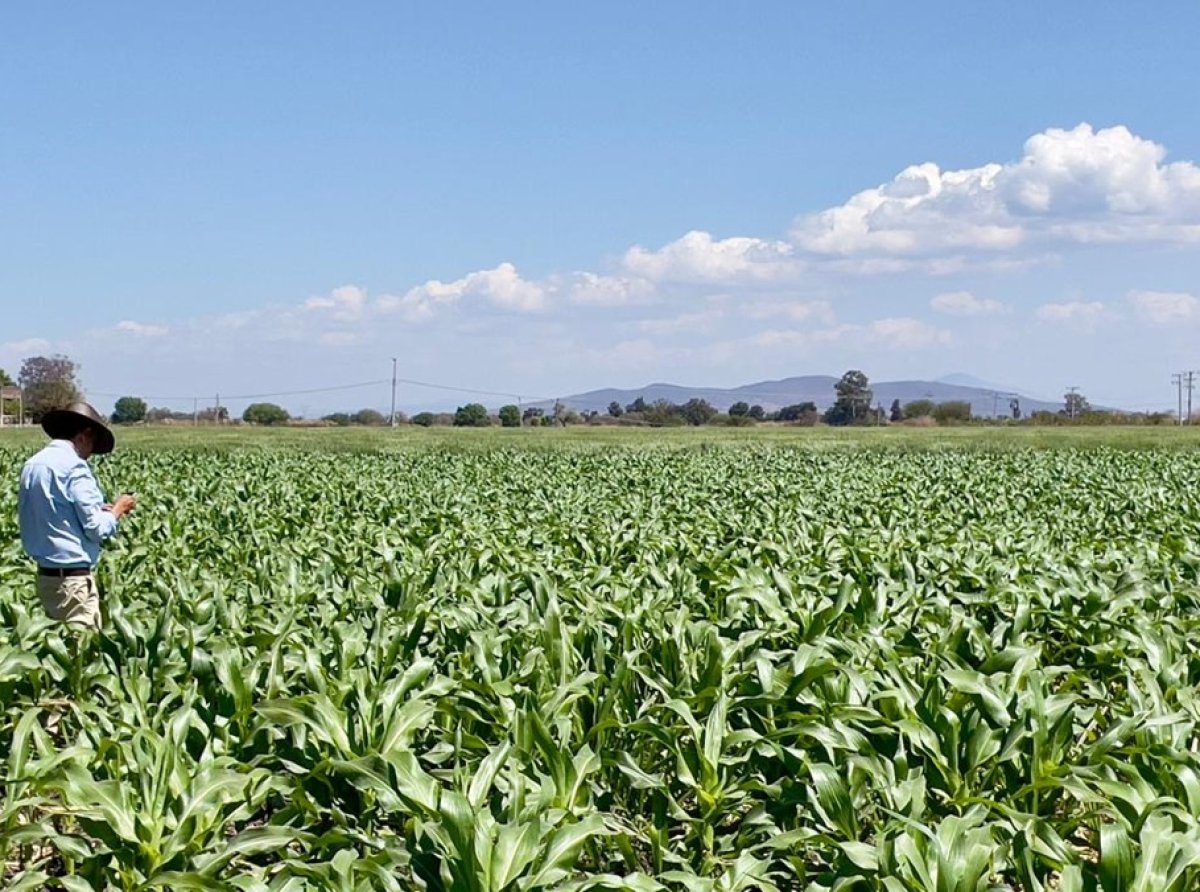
36, 573, 102, 630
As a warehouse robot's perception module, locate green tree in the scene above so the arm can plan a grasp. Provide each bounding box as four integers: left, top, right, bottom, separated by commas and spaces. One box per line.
933, 401, 972, 424
411, 412, 436, 427
1063, 391, 1090, 418
323, 412, 352, 426
242, 402, 290, 426
0, 368, 12, 386
198, 405, 230, 423
351, 408, 386, 426
643, 399, 684, 426
903, 399, 936, 419
728, 401, 750, 417
19, 355, 82, 422
498, 404, 521, 427
748, 404, 765, 420
111, 396, 147, 424
680, 398, 717, 426
625, 397, 647, 415
607, 401, 624, 418
778, 402, 818, 422
889, 399, 903, 423
454, 403, 491, 427
522, 406, 545, 425
826, 370, 872, 426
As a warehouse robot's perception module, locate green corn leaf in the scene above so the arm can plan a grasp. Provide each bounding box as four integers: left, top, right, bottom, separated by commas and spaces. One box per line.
1100, 820, 1134, 892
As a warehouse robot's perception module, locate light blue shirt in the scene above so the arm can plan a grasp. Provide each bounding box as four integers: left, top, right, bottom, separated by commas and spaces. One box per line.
18, 439, 119, 568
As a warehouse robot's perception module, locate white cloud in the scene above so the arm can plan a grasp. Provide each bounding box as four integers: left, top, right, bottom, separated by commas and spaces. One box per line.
1128, 290, 1200, 325
115, 320, 169, 337
213, 310, 261, 331
0, 337, 52, 362
793, 124, 1200, 256
623, 230, 802, 284
566, 273, 655, 307
381, 262, 547, 320
930, 291, 1009, 317
1035, 301, 1112, 325
304, 285, 368, 321
866, 317, 953, 349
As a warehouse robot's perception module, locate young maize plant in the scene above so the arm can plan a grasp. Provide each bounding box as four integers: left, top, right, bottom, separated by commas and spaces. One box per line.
2, 444, 1200, 890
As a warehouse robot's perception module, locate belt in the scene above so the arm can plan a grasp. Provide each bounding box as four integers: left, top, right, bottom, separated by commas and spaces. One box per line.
38, 566, 92, 577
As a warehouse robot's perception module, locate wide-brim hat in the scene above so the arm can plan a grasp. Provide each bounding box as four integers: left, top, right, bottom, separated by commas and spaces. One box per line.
42, 402, 116, 455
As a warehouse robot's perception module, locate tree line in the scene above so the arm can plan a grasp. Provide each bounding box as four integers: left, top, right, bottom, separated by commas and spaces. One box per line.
0, 357, 1175, 429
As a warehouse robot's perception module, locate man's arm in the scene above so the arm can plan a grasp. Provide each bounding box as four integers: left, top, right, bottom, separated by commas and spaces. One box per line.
67, 467, 130, 543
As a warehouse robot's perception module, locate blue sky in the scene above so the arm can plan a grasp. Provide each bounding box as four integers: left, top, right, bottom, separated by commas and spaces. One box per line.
2, 3, 1199, 414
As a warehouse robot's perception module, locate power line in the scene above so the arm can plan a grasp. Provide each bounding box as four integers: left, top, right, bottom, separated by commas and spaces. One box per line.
394, 375, 555, 403
223, 380, 389, 400
88, 379, 388, 403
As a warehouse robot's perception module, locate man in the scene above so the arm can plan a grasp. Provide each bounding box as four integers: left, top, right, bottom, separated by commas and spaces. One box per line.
18, 402, 136, 629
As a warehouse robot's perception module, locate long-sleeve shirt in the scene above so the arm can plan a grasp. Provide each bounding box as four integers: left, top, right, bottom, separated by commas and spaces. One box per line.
18, 439, 119, 568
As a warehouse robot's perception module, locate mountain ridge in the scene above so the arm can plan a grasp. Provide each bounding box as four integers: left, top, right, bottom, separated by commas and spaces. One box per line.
536, 375, 1075, 418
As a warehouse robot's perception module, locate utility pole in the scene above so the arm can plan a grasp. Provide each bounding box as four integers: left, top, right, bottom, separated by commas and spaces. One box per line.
1066, 386, 1079, 420
215, 393, 221, 424
389, 358, 397, 427
1187, 372, 1196, 425
193, 397, 199, 426
1173, 373, 1184, 425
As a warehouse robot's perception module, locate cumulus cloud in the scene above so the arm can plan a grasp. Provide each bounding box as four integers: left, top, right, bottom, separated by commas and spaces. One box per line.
304, 285, 368, 321
566, 273, 655, 307
1128, 290, 1200, 325
1035, 301, 1112, 325
793, 124, 1200, 256
930, 291, 1009, 317
623, 230, 802, 284
115, 320, 169, 337
380, 262, 547, 320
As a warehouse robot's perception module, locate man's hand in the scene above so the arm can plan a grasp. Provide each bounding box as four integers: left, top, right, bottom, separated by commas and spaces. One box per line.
106, 494, 137, 519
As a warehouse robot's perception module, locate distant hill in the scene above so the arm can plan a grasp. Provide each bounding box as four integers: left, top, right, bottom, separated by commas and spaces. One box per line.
539, 375, 1071, 418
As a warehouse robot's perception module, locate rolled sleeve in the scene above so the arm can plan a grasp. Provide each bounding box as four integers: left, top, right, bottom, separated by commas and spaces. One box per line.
67, 466, 119, 543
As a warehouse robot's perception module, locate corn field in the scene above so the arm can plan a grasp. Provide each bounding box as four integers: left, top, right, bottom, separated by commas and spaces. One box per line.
4, 443, 1200, 890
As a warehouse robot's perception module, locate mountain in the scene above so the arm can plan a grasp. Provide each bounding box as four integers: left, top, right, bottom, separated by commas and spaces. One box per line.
540, 375, 1070, 417
935, 373, 1060, 404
